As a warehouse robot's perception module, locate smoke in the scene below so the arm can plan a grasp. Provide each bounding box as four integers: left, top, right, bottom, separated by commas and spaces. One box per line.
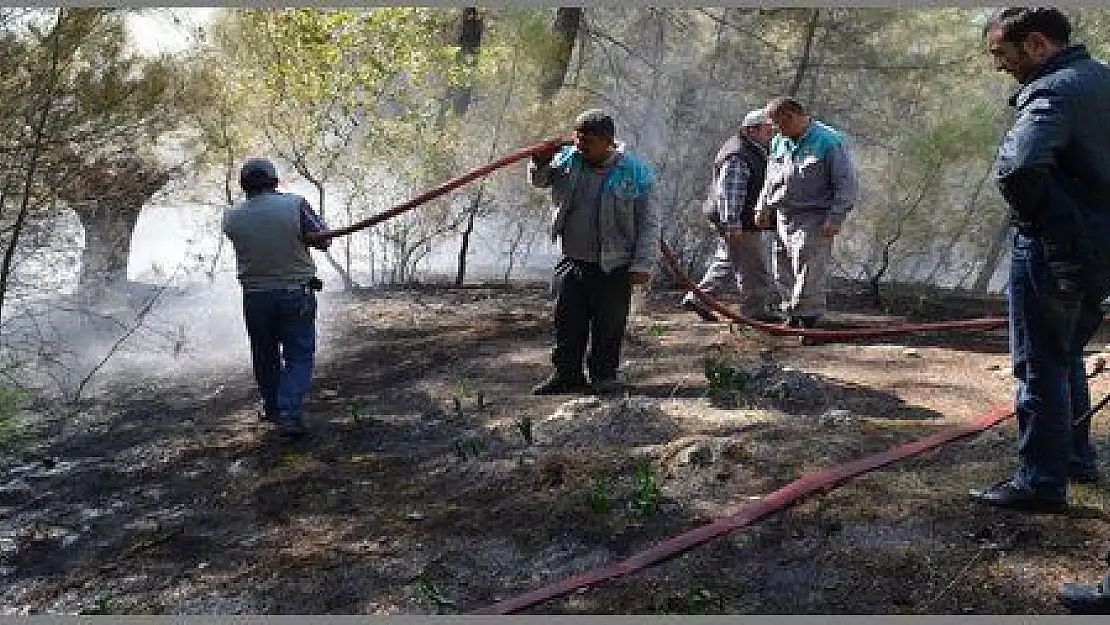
1, 164, 565, 405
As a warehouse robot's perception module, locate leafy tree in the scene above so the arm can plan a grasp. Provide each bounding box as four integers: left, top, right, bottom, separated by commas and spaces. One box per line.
0, 8, 183, 312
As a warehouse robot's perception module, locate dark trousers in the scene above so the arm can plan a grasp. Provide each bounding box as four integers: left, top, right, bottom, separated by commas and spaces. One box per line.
551, 258, 633, 382
242, 286, 318, 420
1009, 233, 1104, 498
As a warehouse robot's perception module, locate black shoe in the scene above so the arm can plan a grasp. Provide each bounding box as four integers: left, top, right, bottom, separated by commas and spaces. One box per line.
532, 373, 589, 395
591, 378, 624, 395
968, 479, 1066, 514
275, 412, 307, 438
1070, 467, 1101, 484
786, 315, 820, 329
1059, 581, 1110, 614
681, 299, 718, 322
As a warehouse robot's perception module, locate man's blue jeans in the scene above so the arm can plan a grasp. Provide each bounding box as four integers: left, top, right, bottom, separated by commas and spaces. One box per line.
242, 286, 317, 423
1009, 233, 1103, 499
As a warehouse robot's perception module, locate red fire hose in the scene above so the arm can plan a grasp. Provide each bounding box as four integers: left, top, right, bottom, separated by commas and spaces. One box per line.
659, 240, 1009, 343
326, 137, 570, 238
473, 402, 1016, 614
321, 138, 1008, 343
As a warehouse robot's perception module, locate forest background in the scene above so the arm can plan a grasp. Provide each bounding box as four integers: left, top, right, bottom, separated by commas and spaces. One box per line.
3, 5, 1110, 410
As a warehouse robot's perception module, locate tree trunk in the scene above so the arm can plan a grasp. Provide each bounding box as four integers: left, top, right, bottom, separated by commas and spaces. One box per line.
71, 201, 141, 292
54, 152, 175, 302
305, 178, 356, 289
787, 9, 821, 97
540, 8, 582, 98
454, 35, 520, 286
972, 222, 1011, 294
454, 198, 478, 285
449, 7, 483, 118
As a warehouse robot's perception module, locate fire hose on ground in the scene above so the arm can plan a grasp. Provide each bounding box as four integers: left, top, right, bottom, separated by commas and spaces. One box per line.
473, 367, 1109, 615
315, 138, 1109, 614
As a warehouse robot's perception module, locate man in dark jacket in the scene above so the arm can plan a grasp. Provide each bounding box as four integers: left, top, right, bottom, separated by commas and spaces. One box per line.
680, 108, 777, 322
966, 7, 1110, 613
223, 157, 334, 438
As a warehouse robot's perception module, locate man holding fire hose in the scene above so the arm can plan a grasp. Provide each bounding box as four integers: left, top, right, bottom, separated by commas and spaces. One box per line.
222, 157, 335, 438
527, 109, 660, 396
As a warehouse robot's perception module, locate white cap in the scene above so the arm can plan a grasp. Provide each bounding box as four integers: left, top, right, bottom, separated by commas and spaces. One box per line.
741, 108, 769, 128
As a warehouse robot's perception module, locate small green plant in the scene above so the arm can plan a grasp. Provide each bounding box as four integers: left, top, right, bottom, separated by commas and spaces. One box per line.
648, 322, 669, 336
515, 415, 534, 446
587, 477, 615, 514
0, 386, 30, 452
704, 359, 754, 407
345, 401, 372, 421
453, 435, 486, 460
629, 459, 662, 516
451, 379, 471, 417
417, 577, 456, 608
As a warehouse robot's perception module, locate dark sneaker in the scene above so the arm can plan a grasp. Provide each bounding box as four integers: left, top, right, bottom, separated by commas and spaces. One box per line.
968, 479, 1066, 514
1070, 466, 1101, 484
681, 299, 718, 322
742, 310, 784, 324
591, 378, 624, 395
1059, 580, 1110, 614
532, 373, 589, 395
275, 412, 307, 438
786, 315, 821, 329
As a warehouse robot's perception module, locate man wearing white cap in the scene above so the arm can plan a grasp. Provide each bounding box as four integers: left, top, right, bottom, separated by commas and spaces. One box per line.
680, 108, 777, 322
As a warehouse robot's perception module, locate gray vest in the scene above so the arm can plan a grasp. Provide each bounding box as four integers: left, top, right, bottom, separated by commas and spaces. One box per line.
222, 191, 317, 292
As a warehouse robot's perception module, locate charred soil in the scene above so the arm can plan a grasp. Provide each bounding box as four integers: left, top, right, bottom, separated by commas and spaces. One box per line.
2, 281, 1109, 614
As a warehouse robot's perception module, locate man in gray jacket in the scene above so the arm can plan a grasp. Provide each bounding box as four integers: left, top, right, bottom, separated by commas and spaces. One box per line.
528, 109, 660, 395
680, 108, 777, 322
753, 97, 858, 328
963, 6, 1110, 614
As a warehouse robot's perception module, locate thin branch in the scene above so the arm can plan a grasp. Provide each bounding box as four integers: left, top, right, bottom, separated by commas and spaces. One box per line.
581, 24, 662, 73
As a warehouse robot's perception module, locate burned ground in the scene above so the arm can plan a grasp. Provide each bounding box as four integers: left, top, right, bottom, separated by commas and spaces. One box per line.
1, 282, 1108, 614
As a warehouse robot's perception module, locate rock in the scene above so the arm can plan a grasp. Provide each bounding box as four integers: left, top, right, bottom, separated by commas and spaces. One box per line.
226, 459, 251, 476
820, 409, 854, 426
903, 348, 920, 358
680, 443, 717, 467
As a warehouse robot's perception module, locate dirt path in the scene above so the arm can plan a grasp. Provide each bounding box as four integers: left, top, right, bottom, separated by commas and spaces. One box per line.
2, 283, 1109, 614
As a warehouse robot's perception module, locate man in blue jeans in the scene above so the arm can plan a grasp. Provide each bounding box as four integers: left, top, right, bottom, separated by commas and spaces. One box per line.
969, 9, 1110, 612
222, 157, 334, 437
970, 6, 1110, 510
